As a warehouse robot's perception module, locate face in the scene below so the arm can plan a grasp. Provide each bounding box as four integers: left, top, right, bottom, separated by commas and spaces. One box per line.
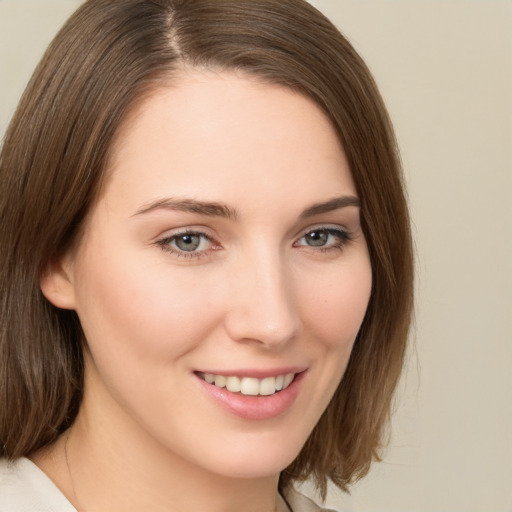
50, 70, 372, 480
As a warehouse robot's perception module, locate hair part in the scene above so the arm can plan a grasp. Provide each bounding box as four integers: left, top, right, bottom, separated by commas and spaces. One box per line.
0, 0, 413, 497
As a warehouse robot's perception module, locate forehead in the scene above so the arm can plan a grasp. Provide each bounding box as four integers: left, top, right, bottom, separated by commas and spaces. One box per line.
103, 69, 356, 214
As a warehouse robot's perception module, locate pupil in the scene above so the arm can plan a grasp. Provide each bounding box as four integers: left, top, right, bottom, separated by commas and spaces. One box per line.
176, 234, 200, 251
306, 231, 328, 247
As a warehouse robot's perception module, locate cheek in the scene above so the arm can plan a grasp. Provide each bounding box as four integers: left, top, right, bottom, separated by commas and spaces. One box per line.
297, 257, 372, 417
73, 247, 223, 363
300, 258, 372, 351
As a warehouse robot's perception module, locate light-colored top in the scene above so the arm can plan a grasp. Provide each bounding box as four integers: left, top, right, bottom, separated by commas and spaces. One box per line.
0, 458, 75, 512
0, 457, 338, 512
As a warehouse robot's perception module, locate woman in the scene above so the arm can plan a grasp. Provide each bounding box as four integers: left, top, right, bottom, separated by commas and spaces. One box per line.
0, 0, 413, 510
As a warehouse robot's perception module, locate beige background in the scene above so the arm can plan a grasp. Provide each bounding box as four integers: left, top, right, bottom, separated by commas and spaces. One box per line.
1, 1, 511, 511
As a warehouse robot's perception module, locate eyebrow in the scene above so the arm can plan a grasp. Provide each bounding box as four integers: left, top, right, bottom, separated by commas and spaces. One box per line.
133, 198, 239, 220
300, 195, 360, 218
133, 194, 360, 221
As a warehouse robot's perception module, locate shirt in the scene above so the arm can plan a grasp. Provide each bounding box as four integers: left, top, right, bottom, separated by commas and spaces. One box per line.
0, 457, 338, 512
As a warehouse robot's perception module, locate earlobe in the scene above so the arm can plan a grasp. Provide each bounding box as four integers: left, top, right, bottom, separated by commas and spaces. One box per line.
40, 258, 77, 310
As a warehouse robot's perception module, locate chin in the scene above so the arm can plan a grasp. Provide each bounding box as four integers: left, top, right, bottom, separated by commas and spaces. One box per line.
188, 429, 308, 481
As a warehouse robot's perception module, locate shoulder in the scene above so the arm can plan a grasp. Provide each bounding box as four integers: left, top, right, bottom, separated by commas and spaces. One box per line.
282, 487, 341, 512
0, 457, 76, 512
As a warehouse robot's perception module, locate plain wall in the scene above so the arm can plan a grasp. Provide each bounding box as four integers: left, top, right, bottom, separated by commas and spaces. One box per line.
1, 1, 511, 511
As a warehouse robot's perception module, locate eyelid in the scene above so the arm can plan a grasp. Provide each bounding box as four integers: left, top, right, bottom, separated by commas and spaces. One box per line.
156, 228, 221, 259
155, 223, 353, 260
295, 223, 351, 239
293, 224, 353, 250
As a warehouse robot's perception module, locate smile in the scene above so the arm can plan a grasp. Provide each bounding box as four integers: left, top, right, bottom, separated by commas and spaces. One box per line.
197, 372, 295, 396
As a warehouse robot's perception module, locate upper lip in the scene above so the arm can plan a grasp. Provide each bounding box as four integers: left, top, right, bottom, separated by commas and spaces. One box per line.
194, 367, 307, 379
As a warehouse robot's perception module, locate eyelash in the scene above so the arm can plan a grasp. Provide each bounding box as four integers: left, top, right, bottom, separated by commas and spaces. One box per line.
156, 226, 353, 259
294, 227, 353, 253
157, 229, 216, 260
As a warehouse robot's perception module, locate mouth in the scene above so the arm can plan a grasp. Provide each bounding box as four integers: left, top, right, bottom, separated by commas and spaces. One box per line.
196, 372, 296, 397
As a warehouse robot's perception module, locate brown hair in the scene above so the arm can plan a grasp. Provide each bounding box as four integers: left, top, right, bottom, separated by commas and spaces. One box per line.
0, 0, 413, 497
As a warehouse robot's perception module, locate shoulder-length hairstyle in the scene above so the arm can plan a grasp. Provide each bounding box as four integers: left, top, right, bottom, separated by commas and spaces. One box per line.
0, 0, 413, 497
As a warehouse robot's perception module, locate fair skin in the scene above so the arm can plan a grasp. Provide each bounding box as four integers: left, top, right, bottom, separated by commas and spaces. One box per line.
36, 69, 372, 512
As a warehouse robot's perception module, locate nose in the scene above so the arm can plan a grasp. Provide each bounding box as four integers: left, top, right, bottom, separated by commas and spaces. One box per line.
223, 249, 303, 349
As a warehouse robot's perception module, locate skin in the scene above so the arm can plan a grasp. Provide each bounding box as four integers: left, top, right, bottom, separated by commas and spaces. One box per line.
36, 69, 372, 512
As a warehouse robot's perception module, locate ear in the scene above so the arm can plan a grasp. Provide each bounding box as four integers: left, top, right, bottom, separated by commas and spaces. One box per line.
40, 256, 77, 310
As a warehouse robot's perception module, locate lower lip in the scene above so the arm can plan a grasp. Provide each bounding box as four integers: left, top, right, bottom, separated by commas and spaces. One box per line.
195, 372, 306, 421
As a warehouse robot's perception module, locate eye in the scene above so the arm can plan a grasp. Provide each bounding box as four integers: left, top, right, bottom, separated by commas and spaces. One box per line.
173, 233, 205, 252
295, 227, 352, 251
157, 230, 216, 258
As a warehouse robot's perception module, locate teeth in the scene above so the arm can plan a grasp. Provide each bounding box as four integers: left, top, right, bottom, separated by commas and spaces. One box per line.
283, 373, 294, 388
259, 377, 276, 396
199, 372, 296, 396
241, 377, 259, 396
226, 376, 241, 392
214, 375, 226, 387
